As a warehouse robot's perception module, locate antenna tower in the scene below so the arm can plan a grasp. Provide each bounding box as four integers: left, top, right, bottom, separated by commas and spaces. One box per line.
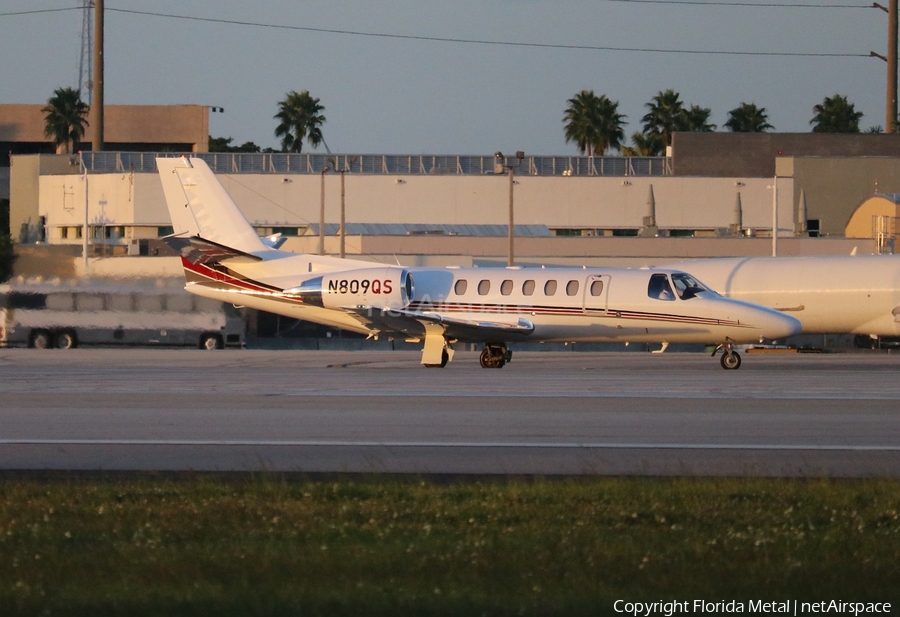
78, 0, 93, 103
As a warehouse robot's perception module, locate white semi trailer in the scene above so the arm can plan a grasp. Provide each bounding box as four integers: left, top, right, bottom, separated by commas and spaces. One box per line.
0, 277, 243, 350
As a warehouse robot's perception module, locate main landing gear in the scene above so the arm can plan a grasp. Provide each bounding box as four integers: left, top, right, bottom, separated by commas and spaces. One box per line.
424, 348, 450, 368
712, 343, 742, 370
480, 343, 512, 369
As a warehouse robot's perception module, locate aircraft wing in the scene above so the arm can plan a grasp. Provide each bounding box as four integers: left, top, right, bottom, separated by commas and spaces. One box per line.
343, 306, 535, 342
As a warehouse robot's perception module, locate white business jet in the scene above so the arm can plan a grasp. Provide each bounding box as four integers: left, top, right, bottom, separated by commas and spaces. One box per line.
666, 256, 900, 342
156, 157, 800, 370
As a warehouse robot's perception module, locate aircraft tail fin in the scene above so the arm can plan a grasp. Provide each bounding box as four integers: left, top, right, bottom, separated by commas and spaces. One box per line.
156, 157, 269, 255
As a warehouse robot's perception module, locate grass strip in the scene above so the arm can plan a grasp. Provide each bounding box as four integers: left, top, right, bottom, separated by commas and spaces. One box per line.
0, 475, 898, 616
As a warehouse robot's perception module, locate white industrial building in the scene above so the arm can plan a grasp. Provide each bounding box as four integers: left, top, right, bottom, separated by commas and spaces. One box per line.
11, 150, 883, 276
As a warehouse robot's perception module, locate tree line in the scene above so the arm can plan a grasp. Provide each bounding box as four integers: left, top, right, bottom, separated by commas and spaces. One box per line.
40, 86, 874, 159
563, 89, 869, 157
39, 87, 327, 155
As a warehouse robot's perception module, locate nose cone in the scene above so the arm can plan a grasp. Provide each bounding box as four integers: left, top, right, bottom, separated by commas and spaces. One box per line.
760, 309, 802, 340
717, 296, 803, 341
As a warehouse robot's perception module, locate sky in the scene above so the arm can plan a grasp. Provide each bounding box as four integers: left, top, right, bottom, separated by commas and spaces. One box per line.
0, 0, 891, 155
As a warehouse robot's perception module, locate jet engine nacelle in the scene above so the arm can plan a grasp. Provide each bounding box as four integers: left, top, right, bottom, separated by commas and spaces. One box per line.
284, 267, 413, 309
319, 267, 413, 310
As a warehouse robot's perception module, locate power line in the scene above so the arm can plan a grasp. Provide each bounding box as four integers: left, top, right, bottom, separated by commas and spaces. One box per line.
0, 8, 81, 17
106, 7, 869, 58
603, 0, 870, 7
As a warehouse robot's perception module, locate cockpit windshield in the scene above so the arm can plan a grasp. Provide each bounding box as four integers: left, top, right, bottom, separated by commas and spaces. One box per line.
671, 272, 715, 300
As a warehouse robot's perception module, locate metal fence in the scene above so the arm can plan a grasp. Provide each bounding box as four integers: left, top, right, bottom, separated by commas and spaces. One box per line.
82, 152, 672, 177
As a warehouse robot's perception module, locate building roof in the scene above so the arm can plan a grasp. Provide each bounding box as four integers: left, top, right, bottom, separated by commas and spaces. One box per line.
305, 223, 552, 237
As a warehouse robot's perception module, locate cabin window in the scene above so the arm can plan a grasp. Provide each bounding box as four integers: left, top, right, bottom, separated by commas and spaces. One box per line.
500, 280, 513, 296
454, 279, 467, 295
590, 280, 604, 296
478, 280, 491, 295
566, 280, 579, 296
648, 273, 675, 301
544, 280, 558, 296
522, 280, 536, 296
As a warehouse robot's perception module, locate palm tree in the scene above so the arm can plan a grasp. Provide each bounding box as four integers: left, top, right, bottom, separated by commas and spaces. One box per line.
41, 87, 89, 154
620, 131, 665, 157
563, 90, 626, 156
682, 105, 716, 132
810, 94, 862, 133
725, 103, 774, 132
640, 90, 685, 148
274, 90, 326, 153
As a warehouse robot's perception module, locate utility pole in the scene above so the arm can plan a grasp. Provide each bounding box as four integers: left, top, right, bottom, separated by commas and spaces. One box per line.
874, 1, 898, 132
92, 0, 104, 151
890, 0, 898, 132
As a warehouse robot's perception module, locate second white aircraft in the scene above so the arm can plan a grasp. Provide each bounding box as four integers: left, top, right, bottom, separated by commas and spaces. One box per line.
157, 157, 800, 370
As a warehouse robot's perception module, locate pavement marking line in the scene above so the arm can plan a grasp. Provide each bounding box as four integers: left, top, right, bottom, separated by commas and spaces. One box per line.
2, 439, 900, 451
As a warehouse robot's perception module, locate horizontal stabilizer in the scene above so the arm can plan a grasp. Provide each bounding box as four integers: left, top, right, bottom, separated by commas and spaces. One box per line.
163, 235, 263, 266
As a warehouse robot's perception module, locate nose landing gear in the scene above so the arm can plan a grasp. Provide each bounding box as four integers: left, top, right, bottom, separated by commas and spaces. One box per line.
480, 343, 511, 369
712, 343, 742, 370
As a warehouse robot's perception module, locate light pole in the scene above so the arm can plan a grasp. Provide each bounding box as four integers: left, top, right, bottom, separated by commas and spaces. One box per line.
81, 155, 89, 273
319, 165, 329, 256
340, 167, 346, 259
505, 151, 525, 267
768, 176, 779, 257
328, 156, 357, 260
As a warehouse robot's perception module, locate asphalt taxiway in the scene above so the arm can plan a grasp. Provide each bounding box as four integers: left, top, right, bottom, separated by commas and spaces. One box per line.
1, 348, 898, 477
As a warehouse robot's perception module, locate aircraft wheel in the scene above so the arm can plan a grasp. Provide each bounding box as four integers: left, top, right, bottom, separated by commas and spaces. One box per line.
200, 333, 223, 350
720, 350, 742, 370
479, 349, 505, 369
